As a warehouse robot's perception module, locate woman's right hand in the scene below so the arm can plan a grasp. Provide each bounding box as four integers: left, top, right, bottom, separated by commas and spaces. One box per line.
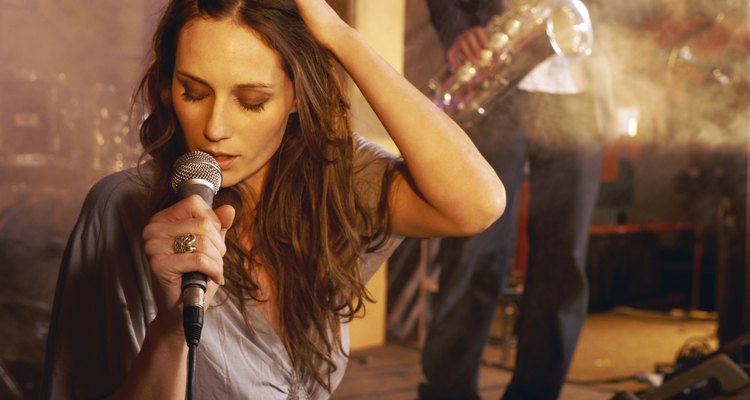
142, 195, 235, 335
294, 0, 352, 51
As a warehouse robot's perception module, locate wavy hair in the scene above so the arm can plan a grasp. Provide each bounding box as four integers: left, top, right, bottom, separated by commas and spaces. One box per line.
134, 0, 395, 391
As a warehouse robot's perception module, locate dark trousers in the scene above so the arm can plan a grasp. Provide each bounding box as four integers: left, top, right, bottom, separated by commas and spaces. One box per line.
420, 91, 603, 400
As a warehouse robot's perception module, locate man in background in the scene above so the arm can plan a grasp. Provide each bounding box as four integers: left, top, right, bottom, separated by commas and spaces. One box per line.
419, 0, 616, 398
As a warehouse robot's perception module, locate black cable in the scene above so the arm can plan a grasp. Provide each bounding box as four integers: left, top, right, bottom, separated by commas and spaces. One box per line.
183, 305, 204, 400
187, 344, 197, 400
565, 374, 649, 386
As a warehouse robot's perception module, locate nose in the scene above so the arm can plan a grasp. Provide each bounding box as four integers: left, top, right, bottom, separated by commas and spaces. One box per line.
203, 98, 232, 142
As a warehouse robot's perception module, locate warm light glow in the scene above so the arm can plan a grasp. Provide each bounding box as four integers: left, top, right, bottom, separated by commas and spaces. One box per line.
627, 117, 638, 137
617, 107, 641, 138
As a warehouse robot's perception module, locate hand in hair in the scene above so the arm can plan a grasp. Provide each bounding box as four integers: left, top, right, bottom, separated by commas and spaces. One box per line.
294, 0, 351, 50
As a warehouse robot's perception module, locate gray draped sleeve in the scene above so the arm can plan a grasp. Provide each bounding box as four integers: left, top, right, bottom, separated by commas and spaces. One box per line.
42, 169, 155, 399
352, 135, 405, 283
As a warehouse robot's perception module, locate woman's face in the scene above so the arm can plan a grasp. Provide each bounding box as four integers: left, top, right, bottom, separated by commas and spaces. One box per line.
172, 17, 296, 191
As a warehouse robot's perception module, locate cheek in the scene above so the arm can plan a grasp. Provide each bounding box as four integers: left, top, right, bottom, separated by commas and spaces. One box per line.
172, 101, 204, 141
262, 114, 291, 148
251, 106, 292, 140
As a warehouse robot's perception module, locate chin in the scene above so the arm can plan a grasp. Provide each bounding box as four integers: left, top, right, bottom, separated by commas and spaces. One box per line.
217, 170, 236, 187
220, 177, 240, 189
220, 171, 253, 190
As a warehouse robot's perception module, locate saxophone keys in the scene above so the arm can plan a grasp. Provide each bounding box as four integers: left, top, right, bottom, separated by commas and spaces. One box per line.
456, 64, 477, 83
505, 19, 522, 36
489, 32, 510, 51
478, 49, 494, 67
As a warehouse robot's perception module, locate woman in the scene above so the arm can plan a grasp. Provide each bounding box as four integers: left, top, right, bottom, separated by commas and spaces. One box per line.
43, 0, 505, 398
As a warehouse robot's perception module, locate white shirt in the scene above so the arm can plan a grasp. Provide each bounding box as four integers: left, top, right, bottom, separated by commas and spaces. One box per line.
518, 54, 589, 94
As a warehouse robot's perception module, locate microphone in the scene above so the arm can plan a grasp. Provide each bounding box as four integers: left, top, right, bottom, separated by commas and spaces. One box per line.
170, 150, 222, 347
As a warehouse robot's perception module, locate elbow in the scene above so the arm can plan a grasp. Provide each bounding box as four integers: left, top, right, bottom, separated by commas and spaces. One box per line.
476, 187, 507, 232
490, 186, 507, 225
454, 181, 507, 236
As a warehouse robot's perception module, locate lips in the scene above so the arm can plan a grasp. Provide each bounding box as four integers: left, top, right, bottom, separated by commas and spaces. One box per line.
205, 152, 237, 170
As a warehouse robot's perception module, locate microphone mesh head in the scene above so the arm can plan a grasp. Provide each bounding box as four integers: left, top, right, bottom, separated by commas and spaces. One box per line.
171, 151, 222, 194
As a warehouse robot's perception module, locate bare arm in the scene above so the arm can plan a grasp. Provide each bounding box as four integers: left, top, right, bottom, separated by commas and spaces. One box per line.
296, 0, 506, 237
108, 317, 188, 400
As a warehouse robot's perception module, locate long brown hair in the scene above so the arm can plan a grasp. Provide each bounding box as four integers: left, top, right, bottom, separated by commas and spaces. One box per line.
135, 0, 395, 391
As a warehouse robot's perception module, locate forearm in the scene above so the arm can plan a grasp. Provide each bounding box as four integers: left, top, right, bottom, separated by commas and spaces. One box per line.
109, 316, 188, 400
329, 27, 505, 234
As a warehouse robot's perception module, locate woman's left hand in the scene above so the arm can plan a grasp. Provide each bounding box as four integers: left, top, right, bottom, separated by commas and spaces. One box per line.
294, 0, 351, 50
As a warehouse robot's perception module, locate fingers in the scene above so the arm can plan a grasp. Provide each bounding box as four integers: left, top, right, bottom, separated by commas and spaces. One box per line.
447, 46, 462, 70
143, 195, 232, 287
144, 232, 224, 267
151, 194, 217, 223
214, 204, 236, 242
205, 280, 220, 310
144, 219, 227, 260
293, 0, 349, 50
149, 251, 225, 287
458, 27, 488, 62
448, 27, 489, 69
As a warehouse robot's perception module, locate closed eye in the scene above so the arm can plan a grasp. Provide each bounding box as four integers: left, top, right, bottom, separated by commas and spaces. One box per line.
182, 91, 209, 103
237, 98, 267, 112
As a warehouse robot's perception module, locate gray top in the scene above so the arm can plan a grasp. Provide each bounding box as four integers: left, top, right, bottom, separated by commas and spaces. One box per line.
43, 137, 403, 399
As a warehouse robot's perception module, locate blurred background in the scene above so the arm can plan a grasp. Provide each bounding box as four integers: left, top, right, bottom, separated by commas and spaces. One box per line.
0, 1, 162, 397
0, 0, 747, 399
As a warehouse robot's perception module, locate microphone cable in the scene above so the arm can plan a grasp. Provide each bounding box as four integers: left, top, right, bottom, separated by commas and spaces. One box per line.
188, 344, 197, 400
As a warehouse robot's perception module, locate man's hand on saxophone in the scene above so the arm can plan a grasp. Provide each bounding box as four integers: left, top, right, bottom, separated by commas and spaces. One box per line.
447, 26, 488, 70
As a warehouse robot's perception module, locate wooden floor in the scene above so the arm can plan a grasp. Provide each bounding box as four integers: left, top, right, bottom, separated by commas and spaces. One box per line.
334, 308, 719, 399
334, 343, 621, 400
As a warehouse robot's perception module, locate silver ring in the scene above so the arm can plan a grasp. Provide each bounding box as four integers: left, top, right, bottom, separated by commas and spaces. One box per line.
174, 234, 197, 254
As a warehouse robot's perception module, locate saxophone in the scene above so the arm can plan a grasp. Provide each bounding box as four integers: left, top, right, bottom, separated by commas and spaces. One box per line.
429, 0, 594, 128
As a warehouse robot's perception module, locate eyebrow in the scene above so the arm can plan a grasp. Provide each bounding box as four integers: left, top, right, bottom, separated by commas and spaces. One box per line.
175, 70, 274, 90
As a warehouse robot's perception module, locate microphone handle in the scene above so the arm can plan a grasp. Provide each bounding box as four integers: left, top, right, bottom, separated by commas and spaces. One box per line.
177, 181, 215, 291
176, 180, 216, 347
183, 272, 206, 347
178, 180, 215, 300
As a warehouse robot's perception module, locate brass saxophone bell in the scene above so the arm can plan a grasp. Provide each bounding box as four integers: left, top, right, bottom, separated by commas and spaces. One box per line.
548, 0, 594, 57
430, 0, 594, 129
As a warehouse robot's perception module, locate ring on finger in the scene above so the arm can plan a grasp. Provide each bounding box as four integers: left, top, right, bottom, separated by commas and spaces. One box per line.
174, 233, 197, 254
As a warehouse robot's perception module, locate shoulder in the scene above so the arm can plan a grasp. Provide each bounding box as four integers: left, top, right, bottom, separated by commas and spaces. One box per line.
90, 164, 151, 193
352, 134, 401, 178
351, 135, 401, 202
353, 135, 398, 164
80, 166, 153, 223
